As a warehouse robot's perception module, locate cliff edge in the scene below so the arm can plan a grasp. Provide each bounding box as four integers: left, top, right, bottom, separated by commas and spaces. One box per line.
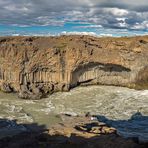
0, 35, 148, 99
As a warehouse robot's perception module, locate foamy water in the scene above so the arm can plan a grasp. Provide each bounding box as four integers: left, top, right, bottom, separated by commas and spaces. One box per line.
0, 85, 148, 142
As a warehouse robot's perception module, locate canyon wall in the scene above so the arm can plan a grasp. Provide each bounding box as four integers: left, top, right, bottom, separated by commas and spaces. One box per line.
0, 35, 148, 99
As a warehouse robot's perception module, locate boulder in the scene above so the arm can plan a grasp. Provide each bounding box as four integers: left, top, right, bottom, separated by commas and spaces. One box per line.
0, 82, 13, 93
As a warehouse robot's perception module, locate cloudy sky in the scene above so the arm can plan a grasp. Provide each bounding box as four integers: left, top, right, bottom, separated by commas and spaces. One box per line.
0, 0, 148, 36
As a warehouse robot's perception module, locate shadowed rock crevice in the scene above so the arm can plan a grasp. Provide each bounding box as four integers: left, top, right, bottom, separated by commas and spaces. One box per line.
71, 62, 131, 87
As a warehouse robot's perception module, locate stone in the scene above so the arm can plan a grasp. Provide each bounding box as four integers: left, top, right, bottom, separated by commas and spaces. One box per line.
0, 82, 13, 93
85, 112, 91, 117
90, 127, 102, 134
18, 84, 43, 99
0, 35, 148, 99
101, 126, 116, 134
133, 47, 142, 53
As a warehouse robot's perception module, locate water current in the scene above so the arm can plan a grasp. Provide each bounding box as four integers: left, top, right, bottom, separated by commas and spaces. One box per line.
0, 85, 148, 142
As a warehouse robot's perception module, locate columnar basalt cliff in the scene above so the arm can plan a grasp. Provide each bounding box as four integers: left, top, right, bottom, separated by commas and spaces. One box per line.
0, 35, 148, 99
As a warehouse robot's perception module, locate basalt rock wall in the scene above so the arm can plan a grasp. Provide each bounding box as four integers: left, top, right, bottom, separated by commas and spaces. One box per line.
0, 35, 148, 99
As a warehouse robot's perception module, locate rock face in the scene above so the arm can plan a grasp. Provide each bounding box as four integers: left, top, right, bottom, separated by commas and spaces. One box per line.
0, 35, 148, 99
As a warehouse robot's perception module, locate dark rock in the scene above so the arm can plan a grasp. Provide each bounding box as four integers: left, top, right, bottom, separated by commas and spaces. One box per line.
139, 40, 147, 44
0, 82, 13, 93
18, 85, 43, 99
85, 112, 91, 117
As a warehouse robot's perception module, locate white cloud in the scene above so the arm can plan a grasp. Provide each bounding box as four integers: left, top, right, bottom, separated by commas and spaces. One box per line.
61, 31, 98, 36
75, 25, 102, 28
99, 33, 113, 37
103, 8, 129, 16
116, 17, 128, 28
4, 5, 29, 12
61, 31, 113, 37
131, 21, 148, 30
0, 0, 148, 32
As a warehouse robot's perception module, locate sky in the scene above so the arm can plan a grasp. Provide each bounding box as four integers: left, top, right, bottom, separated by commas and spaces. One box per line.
0, 0, 148, 36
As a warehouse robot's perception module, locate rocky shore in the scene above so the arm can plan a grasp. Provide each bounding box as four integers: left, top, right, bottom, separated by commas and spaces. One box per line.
0, 35, 148, 99
0, 114, 147, 148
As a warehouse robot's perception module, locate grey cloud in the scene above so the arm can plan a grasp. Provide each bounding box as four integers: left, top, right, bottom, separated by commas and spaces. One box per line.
0, 0, 148, 30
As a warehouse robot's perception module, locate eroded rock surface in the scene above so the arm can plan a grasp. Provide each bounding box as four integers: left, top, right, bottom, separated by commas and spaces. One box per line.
0, 35, 148, 99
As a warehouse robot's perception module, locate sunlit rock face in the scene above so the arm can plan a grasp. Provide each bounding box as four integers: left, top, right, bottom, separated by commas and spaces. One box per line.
0, 35, 148, 99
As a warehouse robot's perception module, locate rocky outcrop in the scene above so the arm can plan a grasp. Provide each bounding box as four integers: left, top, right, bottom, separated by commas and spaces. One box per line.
0, 35, 148, 99
0, 115, 145, 148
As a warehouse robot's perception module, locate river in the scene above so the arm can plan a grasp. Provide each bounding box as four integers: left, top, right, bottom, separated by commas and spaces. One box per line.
0, 85, 148, 142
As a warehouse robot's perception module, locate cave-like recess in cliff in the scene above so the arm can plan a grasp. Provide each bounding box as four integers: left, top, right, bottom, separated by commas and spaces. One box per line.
71, 62, 131, 87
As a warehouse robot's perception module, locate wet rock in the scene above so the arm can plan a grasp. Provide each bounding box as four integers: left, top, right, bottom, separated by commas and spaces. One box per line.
85, 112, 91, 117
18, 90, 43, 100
57, 83, 70, 91
18, 85, 43, 99
32, 85, 41, 94
0, 82, 13, 93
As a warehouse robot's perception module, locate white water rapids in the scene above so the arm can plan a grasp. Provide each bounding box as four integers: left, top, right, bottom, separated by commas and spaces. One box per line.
0, 85, 148, 142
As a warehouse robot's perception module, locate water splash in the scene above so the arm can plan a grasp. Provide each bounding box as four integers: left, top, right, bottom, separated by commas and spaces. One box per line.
0, 85, 148, 141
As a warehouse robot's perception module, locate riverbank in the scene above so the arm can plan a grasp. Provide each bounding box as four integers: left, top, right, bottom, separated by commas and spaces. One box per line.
0, 114, 147, 148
